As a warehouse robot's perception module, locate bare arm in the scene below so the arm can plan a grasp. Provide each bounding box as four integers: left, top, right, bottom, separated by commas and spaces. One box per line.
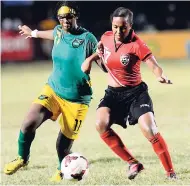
145, 56, 172, 84
95, 41, 107, 72
95, 58, 108, 73
81, 53, 107, 74
81, 40, 107, 74
81, 53, 99, 74
36, 30, 54, 40
18, 25, 54, 40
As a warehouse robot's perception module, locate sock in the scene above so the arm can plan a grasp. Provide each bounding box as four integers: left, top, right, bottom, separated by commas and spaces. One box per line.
56, 131, 73, 170
149, 133, 174, 174
57, 151, 72, 171
18, 130, 35, 162
57, 157, 62, 171
100, 129, 137, 164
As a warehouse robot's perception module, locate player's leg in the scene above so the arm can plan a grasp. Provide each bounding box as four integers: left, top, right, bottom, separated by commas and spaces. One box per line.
97, 86, 144, 180
96, 107, 139, 167
4, 84, 60, 175
50, 130, 74, 182
4, 103, 52, 175
138, 112, 176, 179
131, 87, 176, 179
56, 130, 74, 170
50, 100, 88, 182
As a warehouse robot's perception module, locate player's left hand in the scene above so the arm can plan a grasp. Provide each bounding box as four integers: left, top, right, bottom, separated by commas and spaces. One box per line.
157, 75, 172, 84
81, 58, 91, 74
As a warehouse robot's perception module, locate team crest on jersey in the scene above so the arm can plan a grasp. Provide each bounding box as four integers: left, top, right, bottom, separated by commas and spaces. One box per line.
120, 54, 130, 66
72, 38, 84, 48
38, 95, 48, 100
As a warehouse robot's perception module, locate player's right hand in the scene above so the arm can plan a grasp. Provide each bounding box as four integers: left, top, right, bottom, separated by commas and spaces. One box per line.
96, 41, 104, 57
157, 75, 172, 84
18, 25, 32, 39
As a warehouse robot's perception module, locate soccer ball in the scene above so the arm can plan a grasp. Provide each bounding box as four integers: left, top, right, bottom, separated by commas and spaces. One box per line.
61, 152, 89, 181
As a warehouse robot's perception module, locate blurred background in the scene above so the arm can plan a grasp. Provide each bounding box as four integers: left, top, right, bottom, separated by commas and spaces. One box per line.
1, 2, 190, 185
1, 0, 190, 62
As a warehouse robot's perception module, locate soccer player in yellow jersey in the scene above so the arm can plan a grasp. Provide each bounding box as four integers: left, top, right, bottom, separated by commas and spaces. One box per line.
4, 1, 98, 182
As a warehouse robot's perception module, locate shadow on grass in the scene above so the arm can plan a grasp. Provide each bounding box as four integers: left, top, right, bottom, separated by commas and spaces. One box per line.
89, 155, 159, 165
179, 168, 190, 174
89, 157, 120, 165
30, 165, 47, 169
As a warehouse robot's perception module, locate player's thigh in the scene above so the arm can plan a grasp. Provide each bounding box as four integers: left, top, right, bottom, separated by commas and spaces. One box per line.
59, 101, 89, 140
33, 84, 61, 121
96, 89, 114, 132
21, 103, 52, 133
96, 107, 111, 133
129, 90, 153, 123
138, 112, 158, 139
130, 91, 158, 138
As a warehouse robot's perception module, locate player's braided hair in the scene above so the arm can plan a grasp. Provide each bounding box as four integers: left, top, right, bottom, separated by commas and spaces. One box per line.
110, 7, 133, 25
55, 1, 80, 18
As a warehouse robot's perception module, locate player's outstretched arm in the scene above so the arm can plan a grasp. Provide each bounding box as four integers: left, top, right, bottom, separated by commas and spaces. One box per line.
145, 56, 172, 84
18, 25, 54, 40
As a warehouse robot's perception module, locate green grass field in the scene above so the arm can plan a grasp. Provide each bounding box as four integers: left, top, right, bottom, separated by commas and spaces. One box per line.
1, 59, 190, 185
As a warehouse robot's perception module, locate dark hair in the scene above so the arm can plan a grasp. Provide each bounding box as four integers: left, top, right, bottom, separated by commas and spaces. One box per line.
110, 7, 133, 25
55, 1, 80, 17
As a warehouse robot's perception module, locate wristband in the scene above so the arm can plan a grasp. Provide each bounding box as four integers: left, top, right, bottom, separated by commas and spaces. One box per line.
31, 29, 38, 38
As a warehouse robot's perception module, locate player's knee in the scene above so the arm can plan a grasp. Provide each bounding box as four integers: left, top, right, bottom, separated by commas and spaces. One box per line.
146, 128, 156, 137
96, 119, 109, 134
139, 113, 158, 139
142, 123, 158, 139
148, 123, 158, 136
21, 115, 40, 133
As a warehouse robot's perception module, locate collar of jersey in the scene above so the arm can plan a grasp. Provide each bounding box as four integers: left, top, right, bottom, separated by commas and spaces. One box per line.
61, 26, 85, 36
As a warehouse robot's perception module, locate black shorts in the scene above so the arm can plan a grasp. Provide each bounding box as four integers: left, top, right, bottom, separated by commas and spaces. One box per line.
97, 82, 154, 128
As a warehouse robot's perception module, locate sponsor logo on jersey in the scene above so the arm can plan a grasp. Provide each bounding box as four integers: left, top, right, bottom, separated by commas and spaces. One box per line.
120, 54, 130, 66
72, 38, 84, 48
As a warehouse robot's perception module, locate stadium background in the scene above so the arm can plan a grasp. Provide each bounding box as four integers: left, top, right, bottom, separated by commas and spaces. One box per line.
1, 1, 190, 61
1, 1, 190, 185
